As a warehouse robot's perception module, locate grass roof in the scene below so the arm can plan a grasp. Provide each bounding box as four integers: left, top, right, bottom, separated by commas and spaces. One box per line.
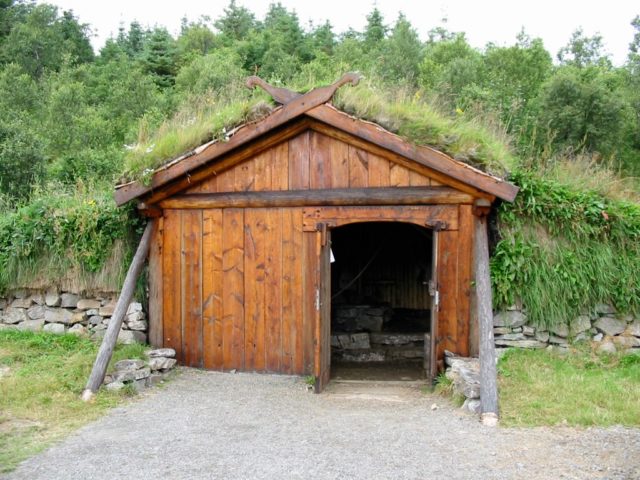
120, 78, 518, 184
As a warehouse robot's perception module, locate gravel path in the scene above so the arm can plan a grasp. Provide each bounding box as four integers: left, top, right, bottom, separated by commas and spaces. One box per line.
5, 369, 640, 480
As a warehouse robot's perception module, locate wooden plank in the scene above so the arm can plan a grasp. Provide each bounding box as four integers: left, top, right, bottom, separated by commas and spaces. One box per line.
409, 170, 430, 187
185, 175, 217, 194
114, 83, 348, 205
234, 158, 255, 192
162, 210, 182, 362
389, 164, 411, 187
253, 149, 273, 191
302, 231, 318, 374
148, 216, 163, 348
281, 209, 295, 374
271, 142, 289, 190
182, 210, 203, 367
202, 209, 224, 370
291, 209, 305, 374
264, 208, 283, 372
329, 136, 349, 188
222, 208, 245, 370
244, 209, 266, 371
216, 169, 235, 193
310, 131, 332, 189
159, 187, 474, 210
437, 229, 459, 360
456, 205, 473, 357
348, 145, 368, 187
289, 131, 310, 189
368, 153, 390, 187
306, 106, 519, 202
302, 205, 460, 231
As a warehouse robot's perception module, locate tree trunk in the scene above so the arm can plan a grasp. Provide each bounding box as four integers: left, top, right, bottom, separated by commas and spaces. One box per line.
81, 220, 154, 402
474, 215, 499, 424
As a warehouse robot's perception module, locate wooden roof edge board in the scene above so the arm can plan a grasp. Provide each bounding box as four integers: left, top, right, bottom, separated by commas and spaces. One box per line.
305, 104, 519, 202
157, 187, 475, 209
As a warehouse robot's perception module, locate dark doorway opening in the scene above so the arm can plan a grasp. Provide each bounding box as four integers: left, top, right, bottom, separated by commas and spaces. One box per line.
329, 222, 434, 382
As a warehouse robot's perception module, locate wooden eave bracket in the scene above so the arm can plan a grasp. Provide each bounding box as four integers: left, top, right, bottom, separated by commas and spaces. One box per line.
473, 198, 492, 217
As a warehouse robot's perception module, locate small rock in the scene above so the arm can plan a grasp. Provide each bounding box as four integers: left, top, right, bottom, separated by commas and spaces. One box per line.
2, 308, 27, 324
44, 308, 73, 325
76, 299, 101, 310
337, 333, 370, 350
43, 323, 66, 335
69, 312, 86, 325
115, 359, 146, 371
127, 319, 148, 331
625, 321, 640, 337
45, 290, 61, 307
493, 327, 511, 335
493, 311, 526, 328
146, 348, 176, 358
60, 293, 79, 308
11, 297, 33, 309
112, 367, 150, 383
126, 302, 143, 315
30, 293, 45, 305
68, 324, 88, 336
0, 324, 17, 330
88, 315, 103, 326
595, 303, 616, 315
0, 298, 7, 310
573, 332, 590, 342
462, 398, 481, 414
148, 357, 177, 371
27, 305, 45, 320
522, 325, 535, 336
596, 340, 617, 355
550, 324, 569, 338
494, 339, 547, 349
12, 289, 28, 299
430, 403, 438, 411
594, 317, 627, 336
117, 329, 146, 345
92, 323, 107, 331
593, 333, 604, 342
105, 381, 125, 391
570, 315, 592, 336
549, 335, 569, 346
91, 330, 106, 341
99, 304, 116, 317
17, 319, 45, 332
86, 309, 99, 317
535, 331, 549, 343
127, 311, 145, 323
497, 333, 526, 341
613, 336, 640, 349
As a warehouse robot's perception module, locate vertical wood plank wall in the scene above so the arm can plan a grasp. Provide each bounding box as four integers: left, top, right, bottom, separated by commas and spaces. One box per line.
158, 128, 474, 374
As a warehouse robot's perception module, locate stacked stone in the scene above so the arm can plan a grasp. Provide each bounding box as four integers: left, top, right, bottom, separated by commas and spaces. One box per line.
493, 303, 640, 354
0, 289, 148, 345
331, 332, 425, 362
332, 304, 393, 333
444, 352, 480, 414
103, 348, 177, 392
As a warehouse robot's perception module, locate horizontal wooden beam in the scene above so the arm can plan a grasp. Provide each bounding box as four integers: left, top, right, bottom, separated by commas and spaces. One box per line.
158, 187, 474, 209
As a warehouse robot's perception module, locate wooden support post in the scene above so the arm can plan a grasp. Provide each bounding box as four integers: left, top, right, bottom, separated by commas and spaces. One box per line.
473, 206, 499, 425
81, 220, 155, 402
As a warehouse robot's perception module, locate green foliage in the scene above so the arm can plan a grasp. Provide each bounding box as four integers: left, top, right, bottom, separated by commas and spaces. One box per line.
492, 170, 640, 327
0, 184, 139, 293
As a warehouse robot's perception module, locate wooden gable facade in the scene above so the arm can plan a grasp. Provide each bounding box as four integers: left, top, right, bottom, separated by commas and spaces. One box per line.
116, 75, 518, 391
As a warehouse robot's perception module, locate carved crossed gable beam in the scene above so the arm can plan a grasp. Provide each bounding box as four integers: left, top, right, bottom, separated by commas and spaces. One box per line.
245, 72, 362, 105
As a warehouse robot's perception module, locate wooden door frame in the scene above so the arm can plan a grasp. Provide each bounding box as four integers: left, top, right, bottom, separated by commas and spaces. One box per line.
308, 205, 456, 391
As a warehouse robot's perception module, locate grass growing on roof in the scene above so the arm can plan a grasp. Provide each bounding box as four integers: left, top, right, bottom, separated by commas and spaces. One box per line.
0, 330, 148, 472
498, 347, 640, 427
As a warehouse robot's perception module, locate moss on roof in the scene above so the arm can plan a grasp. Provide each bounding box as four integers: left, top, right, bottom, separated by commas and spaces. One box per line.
120, 78, 518, 184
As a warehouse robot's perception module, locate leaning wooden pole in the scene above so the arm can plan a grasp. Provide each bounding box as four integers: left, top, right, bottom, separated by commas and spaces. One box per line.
474, 210, 499, 425
82, 220, 154, 402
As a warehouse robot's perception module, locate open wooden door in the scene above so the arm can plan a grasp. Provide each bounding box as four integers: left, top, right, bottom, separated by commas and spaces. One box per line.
314, 225, 332, 393
425, 229, 439, 383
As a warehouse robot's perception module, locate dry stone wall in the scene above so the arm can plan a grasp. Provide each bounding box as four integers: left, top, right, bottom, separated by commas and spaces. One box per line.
493, 303, 640, 354
0, 288, 148, 344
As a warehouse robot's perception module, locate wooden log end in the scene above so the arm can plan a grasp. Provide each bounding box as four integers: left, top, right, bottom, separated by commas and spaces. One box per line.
81, 389, 96, 403
481, 412, 499, 427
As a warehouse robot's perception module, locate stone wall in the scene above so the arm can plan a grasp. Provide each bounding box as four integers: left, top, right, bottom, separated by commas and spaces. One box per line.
493, 303, 640, 354
0, 288, 148, 344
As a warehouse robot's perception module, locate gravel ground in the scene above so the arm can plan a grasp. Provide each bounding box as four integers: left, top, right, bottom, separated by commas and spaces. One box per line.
5, 369, 640, 480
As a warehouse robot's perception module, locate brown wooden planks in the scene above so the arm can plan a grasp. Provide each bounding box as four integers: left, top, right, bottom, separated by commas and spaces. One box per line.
216, 169, 235, 193
253, 149, 273, 191
271, 142, 289, 190
368, 153, 390, 187
409, 170, 430, 187
302, 231, 319, 374
456, 205, 473, 357
348, 145, 368, 187
310, 131, 332, 189
202, 209, 224, 369
329, 136, 349, 188
222, 208, 245, 370
264, 208, 283, 372
437, 229, 459, 360
244, 209, 266, 371
182, 210, 203, 367
234, 159, 255, 192
389, 164, 411, 187
289, 131, 310, 189
162, 210, 182, 362
148, 216, 163, 348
